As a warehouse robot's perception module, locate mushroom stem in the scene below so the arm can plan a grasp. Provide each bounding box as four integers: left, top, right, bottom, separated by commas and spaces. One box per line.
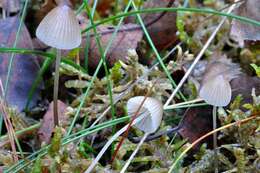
2, 9, 6, 19
213, 106, 218, 173
53, 49, 61, 126
120, 133, 149, 173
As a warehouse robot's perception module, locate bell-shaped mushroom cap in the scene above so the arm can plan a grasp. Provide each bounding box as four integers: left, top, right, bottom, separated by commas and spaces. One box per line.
36, 4, 81, 50
199, 54, 241, 107
127, 96, 163, 133
199, 75, 232, 106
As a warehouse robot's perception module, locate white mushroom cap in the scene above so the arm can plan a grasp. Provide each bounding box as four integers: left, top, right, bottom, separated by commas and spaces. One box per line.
127, 96, 163, 133
199, 55, 241, 107
36, 4, 81, 50
199, 75, 232, 106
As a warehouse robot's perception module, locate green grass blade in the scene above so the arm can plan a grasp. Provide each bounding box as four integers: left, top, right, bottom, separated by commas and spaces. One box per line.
131, 2, 187, 101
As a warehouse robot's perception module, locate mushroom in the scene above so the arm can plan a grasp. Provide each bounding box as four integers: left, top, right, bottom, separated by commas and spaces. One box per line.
84, 96, 163, 173
120, 96, 163, 173
36, 0, 81, 126
199, 54, 241, 172
1, 0, 20, 18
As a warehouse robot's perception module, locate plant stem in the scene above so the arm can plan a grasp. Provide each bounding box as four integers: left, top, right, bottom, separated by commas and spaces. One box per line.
53, 49, 61, 127
213, 106, 218, 173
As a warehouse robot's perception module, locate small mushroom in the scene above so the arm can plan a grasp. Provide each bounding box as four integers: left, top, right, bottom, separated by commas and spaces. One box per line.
1, 0, 20, 18
127, 96, 163, 134
199, 55, 241, 107
198, 54, 241, 172
84, 96, 163, 173
120, 96, 163, 173
36, 0, 81, 126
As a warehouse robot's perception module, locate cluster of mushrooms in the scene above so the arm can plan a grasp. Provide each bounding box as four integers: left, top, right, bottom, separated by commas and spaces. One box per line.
36, 0, 240, 172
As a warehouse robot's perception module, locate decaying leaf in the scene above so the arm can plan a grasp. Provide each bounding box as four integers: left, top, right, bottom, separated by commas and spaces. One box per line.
37, 101, 67, 144
95, 0, 114, 17
230, 74, 260, 105
82, 24, 143, 68
126, 0, 178, 50
178, 107, 213, 146
0, 17, 42, 112
230, 0, 260, 46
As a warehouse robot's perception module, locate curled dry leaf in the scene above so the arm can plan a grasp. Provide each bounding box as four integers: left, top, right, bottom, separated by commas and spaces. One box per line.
230, 0, 260, 46
126, 0, 178, 50
37, 100, 67, 144
82, 24, 143, 68
0, 17, 42, 112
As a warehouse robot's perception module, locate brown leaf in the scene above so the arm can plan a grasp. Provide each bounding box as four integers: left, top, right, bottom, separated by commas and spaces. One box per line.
230, 0, 260, 46
0, 16, 42, 112
230, 74, 260, 104
37, 100, 67, 144
96, 0, 114, 17
126, 0, 178, 50
82, 24, 143, 68
178, 107, 213, 147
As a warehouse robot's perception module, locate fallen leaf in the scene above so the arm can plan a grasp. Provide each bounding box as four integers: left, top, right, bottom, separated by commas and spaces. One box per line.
37, 100, 67, 144
178, 107, 213, 147
230, 74, 260, 105
82, 24, 143, 68
96, 0, 114, 17
230, 0, 260, 46
126, 0, 178, 50
0, 16, 42, 112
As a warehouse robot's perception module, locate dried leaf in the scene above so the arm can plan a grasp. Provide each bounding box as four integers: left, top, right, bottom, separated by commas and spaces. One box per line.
0, 17, 42, 112
178, 107, 213, 147
37, 101, 67, 144
230, 74, 260, 105
95, 0, 114, 17
126, 0, 178, 50
230, 0, 260, 46
82, 24, 143, 68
